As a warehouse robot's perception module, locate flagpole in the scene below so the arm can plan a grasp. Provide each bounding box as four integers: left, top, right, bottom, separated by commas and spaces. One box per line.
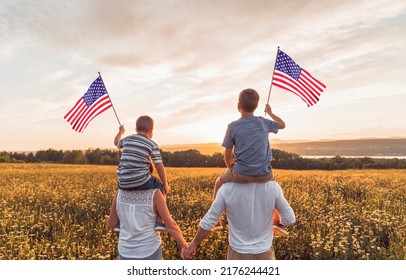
98, 72, 122, 127
266, 46, 280, 106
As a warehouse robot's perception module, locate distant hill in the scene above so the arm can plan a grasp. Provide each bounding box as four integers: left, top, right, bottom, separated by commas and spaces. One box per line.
272, 138, 406, 157
161, 143, 223, 155
161, 138, 406, 157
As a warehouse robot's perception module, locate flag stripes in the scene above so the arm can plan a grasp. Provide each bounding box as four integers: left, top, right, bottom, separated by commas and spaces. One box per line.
272, 50, 326, 107
64, 77, 112, 133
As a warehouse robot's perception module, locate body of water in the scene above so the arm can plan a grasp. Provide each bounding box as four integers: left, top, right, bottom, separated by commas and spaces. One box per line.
302, 156, 406, 159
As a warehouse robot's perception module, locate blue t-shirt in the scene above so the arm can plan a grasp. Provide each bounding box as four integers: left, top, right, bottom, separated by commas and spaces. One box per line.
222, 116, 279, 176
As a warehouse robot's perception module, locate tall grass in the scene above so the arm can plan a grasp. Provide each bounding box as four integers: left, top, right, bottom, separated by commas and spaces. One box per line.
0, 164, 404, 260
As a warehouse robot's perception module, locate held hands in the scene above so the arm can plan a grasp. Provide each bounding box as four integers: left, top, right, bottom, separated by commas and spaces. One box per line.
181, 243, 197, 260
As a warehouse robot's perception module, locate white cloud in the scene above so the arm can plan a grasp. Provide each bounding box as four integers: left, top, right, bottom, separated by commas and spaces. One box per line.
1, 0, 405, 150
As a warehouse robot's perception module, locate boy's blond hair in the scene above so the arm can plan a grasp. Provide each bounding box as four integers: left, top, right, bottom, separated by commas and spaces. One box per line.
239, 88, 259, 112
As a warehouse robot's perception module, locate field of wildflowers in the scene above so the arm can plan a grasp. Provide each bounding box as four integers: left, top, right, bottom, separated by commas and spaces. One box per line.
0, 164, 404, 260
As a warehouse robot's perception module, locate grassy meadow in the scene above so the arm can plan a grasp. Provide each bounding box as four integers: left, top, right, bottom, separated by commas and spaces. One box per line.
0, 163, 405, 260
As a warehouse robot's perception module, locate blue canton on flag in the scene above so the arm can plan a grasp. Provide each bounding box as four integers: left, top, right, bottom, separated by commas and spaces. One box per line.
275, 51, 301, 80
83, 77, 107, 106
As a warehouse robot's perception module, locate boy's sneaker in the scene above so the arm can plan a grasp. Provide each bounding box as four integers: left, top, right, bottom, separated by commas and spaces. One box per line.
273, 225, 289, 236
155, 221, 166, 231
114, 223, 120, 232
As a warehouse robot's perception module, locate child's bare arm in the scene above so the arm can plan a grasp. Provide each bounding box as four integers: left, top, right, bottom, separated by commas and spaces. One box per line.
265, 104, 286, 129
224, 148, 234, 168
108, 191, 119, 229
154, 191, 187, 249
114, 125, 125, 146
155, 162, 169, 195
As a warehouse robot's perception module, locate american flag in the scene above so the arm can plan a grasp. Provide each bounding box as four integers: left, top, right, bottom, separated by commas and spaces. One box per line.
272, 50, 326, 107
64, 77, 112, 133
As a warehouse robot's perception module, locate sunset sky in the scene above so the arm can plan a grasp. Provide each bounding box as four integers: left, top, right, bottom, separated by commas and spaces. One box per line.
1, 0, 405, 151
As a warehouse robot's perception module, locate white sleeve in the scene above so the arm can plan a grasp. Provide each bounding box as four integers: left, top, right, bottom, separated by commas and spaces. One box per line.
275, 186, 296, 226
199, 188, 226, 231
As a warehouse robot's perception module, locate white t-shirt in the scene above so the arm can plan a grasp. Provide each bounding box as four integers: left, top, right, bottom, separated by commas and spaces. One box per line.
116, 189, 161, 259
200, 181, 295, 254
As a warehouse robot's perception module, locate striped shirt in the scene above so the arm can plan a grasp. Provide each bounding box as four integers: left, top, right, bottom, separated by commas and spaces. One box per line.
116, 134, 162, 189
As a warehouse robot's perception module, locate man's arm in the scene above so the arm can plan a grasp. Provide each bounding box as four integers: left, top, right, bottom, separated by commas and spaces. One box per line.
183, 186, 227, 259
155, 162, 169, 195
183, 227, 212, 259
275, 188, 295, 226
265, 104, 285, 129
114, 125, 125, 146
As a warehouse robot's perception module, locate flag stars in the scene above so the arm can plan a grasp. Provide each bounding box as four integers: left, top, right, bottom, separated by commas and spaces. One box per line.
275, 50, 302, 80
83, 77, 107, 106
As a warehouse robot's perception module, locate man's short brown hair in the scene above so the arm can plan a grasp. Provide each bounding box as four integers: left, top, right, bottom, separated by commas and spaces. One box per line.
239, 88, 259, 112
136, 115, 154, 132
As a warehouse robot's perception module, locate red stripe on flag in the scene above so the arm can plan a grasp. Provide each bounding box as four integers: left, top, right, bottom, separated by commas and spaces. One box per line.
65, 98, 85, 123
272, 72, 316, 106
297, 77, 320, 101
301, 69, 326, 91
64, 98, 83, 120
69, 101, 87, 126
271, 82, 310, 106
75, 96, 112, 132
80, 105, 113, 132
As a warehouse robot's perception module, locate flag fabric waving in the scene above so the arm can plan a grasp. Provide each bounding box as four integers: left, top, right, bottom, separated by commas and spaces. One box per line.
272, 50, 326, 107
64, 77, 112, 133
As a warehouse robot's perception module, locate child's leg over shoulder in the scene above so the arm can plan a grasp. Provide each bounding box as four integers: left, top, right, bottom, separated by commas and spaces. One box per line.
218, 167, 238, 185
148, 175, 165, 193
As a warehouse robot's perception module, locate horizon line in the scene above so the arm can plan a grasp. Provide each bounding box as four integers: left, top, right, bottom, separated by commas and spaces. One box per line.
3, 136, 406, 153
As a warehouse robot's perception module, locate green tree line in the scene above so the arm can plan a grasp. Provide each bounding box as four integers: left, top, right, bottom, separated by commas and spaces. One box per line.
1, 148, 406, 169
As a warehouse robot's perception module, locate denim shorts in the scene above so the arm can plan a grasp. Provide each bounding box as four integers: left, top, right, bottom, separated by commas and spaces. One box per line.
118, 175, 164, 192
